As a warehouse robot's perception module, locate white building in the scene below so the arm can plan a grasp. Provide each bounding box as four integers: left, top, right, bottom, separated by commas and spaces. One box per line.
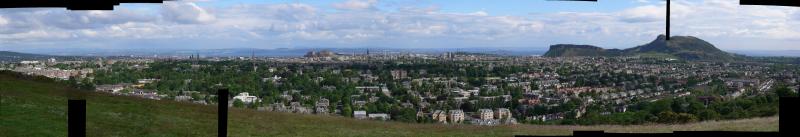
96, 84, 126, 93
137, 78, 159, 84
233, 92, 259, 104
175, 95, 193, 102
315, 98, 330, 114
368, 113, 391, 120
354, 111, 367, 119
20, 61, 39, 64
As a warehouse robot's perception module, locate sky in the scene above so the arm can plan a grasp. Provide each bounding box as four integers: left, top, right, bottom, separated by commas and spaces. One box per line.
0, 0, 799, 51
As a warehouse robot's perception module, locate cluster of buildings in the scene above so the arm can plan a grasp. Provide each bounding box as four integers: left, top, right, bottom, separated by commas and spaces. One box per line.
5, 51, 797, 126
95, 82, 164, 100
429, 108, 515, 125
11, 65, 91, 80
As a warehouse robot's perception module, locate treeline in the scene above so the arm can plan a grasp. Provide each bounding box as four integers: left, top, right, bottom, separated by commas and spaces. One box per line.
0, 70, 87, 90
0, 70, 60, 83
560, 91, 786, 125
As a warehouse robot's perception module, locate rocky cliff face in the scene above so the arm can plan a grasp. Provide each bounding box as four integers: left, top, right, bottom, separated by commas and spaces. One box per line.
543, 44, 622, 57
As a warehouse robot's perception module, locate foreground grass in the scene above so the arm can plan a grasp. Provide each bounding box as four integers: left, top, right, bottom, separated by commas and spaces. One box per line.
0, 74, 778, 137
511, 116, 778, 136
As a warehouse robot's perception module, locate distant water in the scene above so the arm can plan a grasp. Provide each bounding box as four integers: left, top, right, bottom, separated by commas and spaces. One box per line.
728, 50, 800, 57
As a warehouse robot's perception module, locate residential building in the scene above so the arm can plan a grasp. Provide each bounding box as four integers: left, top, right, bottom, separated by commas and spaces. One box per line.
316, 98, 330, 114
95, 84, 126, 93
431, 110, 447, 123
175, 95, 192, 102
354, 111, 367, 119
495, 108, 512, 119
233, 92, 259, 104
448, 109, 465, 123
368, 113, 391, 120
479, 109, 494, 120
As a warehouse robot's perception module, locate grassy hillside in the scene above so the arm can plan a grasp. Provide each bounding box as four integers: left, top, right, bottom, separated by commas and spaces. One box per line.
0, 73, 778, 137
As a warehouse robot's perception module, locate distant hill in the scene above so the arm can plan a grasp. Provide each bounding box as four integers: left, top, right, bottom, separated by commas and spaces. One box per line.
543, 44, 623, 57
543, 35, 739, 60
0, 51, 52, 58
0, 71, 778, 136
0, 51, 57, 62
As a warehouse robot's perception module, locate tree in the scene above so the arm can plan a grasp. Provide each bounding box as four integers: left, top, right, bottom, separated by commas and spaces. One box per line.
696, 109, 720, 121
79, 78, 95, 91
775, 85, 797, 97
67, 76, 79, 88
656, 111, 698, 124
233, 99, 245, 108
646, 98, 673, 114
343, 105, 353, 117
390, 107, 417, 122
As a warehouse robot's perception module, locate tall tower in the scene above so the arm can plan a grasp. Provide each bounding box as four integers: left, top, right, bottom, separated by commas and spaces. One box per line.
252, 50, 257, 72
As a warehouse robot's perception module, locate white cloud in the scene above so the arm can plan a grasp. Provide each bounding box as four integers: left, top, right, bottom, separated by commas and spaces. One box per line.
795, 12, 800, 20
671, 0, 800, 40
2, 0, 797, 50
0, 15, 8, 26
80, 29, 99, 37
332, 0, 379, 11
469, 11, 489, 16
0, 30, 71, 42
670, 0, 694, 18
397, 5, 439, 14
667, 0, 800, 50
619, 5, 665, 23
0, 2, 665, 49
162, 2, 216, 24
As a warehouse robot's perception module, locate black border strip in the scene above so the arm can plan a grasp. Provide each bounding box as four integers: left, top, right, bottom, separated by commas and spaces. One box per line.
780, 97, 796, 136
218, 89, 229, 137
0, 0, 169, 10
666, 0, 670, 40
740, 0, 800, 7
68, 100, 86, 137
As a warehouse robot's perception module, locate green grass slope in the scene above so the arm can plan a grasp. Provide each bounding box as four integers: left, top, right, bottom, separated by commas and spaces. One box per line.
0, 73, 778, 137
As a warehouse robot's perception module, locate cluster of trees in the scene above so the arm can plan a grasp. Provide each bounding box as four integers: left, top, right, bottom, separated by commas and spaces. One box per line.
67, 76, 95, 91
559, 91, 781, 125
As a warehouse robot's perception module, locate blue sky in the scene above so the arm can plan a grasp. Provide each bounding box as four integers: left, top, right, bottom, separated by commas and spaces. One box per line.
1, 0, 799, 52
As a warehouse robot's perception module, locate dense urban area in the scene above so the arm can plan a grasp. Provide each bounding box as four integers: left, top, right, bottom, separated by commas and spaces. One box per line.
1, 50, 797, 126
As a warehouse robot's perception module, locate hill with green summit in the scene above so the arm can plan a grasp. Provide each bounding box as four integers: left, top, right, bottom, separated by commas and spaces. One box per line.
544, 35, 738, 60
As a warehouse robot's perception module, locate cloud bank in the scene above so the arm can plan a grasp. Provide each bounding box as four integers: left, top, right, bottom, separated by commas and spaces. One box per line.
0, 0, 797, 50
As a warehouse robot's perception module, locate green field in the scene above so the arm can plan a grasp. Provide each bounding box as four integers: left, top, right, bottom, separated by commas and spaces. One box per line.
0, 73, 778, 137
